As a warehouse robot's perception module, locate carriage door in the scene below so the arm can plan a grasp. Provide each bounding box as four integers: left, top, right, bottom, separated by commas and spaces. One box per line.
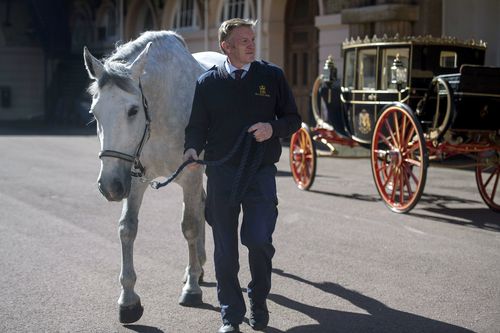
349, 47, 410, 144
349, 47, 379, 144
285, 0, 318, 125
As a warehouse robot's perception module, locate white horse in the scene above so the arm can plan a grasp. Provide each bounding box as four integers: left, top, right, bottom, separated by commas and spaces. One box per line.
83, 31, 225, 323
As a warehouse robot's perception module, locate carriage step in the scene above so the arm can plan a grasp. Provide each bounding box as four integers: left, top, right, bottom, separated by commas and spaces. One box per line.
316, 148, 338, 157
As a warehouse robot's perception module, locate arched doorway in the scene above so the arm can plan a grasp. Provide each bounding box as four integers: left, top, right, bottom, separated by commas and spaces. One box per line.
285, 0, 318, 124
69, 2, 94, 54
125, 0, 158, 40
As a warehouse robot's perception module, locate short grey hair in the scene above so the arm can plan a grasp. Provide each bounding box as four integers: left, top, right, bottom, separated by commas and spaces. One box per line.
218, 18, 256, 54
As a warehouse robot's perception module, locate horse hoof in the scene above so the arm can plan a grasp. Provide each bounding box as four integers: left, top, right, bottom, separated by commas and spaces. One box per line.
178, 292, 202, 307
119, 301, 144, 324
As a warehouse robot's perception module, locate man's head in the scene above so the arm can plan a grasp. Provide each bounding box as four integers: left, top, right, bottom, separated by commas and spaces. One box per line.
218, 18, 256, 68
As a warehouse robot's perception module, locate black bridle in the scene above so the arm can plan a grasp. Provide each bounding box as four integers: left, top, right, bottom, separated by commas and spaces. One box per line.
98, 80, 151, 180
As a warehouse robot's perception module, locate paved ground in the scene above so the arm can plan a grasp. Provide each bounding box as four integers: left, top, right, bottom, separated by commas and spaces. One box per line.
0, 130, 499, 333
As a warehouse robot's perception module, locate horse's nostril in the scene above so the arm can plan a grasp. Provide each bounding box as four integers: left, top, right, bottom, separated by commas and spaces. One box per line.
110, 179, 125, 196
98, 179, 126, 201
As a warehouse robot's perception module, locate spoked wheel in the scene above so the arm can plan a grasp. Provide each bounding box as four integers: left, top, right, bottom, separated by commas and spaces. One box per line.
289, 123, 317, 190
371, 103, 429, 213
475, 150, 500, 212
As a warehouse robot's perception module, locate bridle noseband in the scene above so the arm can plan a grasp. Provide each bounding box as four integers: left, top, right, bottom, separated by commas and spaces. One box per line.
98, 80, 151, 180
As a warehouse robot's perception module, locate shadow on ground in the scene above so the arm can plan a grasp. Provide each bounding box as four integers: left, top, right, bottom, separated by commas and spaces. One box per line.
266, 268, 473, 333
123, 324, 165, 333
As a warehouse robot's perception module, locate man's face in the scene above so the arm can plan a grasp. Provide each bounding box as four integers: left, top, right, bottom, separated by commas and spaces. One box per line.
222, 26, 256, 68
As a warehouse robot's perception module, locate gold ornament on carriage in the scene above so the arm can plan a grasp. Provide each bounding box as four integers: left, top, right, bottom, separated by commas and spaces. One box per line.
359, 110, 372, 134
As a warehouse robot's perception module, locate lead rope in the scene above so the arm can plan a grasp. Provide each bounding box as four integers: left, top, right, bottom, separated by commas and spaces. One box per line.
150, 128, 266, 205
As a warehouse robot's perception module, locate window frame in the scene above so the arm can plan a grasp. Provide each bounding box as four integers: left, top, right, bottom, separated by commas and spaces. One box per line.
381, 47, 410, 90
173, 0, 201, 31
357, 48, 378, 90
219, 0, 256, 23
439, 51, 458, 68
97, 4, 118, 42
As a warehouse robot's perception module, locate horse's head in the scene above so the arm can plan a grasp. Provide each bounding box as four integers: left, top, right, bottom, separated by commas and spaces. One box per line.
83, 43, 152, 202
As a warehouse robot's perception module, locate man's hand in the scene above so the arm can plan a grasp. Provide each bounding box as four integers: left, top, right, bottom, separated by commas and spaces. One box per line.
183, 148, 201, 170
248, 122, 273, 142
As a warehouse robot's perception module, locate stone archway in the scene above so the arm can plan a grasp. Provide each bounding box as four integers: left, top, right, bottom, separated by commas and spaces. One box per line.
69, 1, 94, 54
284, 0, 318, 124
125, 0, 159, 40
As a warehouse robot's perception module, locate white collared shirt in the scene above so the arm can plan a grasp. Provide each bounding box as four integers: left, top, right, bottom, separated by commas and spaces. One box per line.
225, 59, 251, 79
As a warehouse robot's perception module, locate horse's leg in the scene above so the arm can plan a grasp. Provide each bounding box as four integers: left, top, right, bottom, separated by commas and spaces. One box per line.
178, 173, 206, 306
197, 189, 207, 280
184, 188, 206, 283
117, 180, 148, 323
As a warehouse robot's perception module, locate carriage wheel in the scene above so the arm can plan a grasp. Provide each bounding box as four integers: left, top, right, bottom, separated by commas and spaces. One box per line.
289, 124, 317, 190
371, 103, 428, 213
475, 151, 500, 212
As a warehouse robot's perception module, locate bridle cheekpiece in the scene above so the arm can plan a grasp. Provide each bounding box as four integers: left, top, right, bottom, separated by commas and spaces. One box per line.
98, 79, 151, 181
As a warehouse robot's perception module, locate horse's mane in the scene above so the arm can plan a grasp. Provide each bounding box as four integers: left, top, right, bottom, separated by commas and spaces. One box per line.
107, 31, 187, 63
89, 31, 188, 95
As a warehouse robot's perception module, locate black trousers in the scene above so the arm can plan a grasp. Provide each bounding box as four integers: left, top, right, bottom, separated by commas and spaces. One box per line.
205, 163, 278, 325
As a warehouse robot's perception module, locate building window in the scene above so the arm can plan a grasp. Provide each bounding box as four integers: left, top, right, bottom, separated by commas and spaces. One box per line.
97, 4, 117, 41
219, 0, 255, 22
144, 8, 154, 31
173, 0, 200, 30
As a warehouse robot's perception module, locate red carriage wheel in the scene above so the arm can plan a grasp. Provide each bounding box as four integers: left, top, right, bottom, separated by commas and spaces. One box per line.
289, 124, 317, 190
475, 151, 500, 212
371, 103, 429, 213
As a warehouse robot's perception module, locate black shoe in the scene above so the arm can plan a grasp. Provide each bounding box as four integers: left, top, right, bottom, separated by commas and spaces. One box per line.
217, 323, 240, 333
249, 301, 269, 331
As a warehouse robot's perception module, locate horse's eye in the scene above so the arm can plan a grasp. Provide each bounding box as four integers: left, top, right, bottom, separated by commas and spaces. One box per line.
128, 107, 139, 117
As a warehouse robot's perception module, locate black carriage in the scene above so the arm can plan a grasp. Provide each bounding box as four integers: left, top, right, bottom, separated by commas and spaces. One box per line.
289, 35, 500, 213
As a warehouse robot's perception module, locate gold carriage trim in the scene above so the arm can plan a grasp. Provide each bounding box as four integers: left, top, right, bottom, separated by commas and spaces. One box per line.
342, 34, 487, 49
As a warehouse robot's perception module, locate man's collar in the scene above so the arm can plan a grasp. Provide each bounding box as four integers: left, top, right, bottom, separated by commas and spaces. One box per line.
225, 58, 251, 73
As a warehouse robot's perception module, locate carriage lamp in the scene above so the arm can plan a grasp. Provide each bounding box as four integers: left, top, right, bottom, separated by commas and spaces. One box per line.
323, 55, 337, 83
391, 54, 407, 91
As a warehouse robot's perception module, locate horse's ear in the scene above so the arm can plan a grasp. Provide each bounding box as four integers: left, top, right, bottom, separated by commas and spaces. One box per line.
83, 46, 104, 80
128, 42, 152, 80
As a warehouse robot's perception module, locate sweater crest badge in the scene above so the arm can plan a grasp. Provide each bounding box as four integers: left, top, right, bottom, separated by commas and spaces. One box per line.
255, 84, 271, 97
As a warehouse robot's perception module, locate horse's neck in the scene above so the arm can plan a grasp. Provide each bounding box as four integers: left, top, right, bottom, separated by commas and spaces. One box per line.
142, 51, 202, 140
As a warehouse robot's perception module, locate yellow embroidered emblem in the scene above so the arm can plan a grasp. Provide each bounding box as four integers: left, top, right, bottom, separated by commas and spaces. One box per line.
255, 84, 270, 97
359, 110, 372, 134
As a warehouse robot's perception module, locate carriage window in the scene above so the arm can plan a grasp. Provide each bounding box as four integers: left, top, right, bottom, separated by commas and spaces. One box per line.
357, 49, 377, 90
440, 51, 457, 68
344, 50, 355, 89
381, 48, 409, 90
173, 0, 201, 30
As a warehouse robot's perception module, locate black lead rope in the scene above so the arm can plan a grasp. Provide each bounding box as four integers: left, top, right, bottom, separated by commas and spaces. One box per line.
150, 129, 266, 205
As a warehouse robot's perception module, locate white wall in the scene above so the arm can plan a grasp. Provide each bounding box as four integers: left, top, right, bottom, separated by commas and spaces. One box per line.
0, 48, 45, 121
315, 14, 349, 79
443, 0, 500, 66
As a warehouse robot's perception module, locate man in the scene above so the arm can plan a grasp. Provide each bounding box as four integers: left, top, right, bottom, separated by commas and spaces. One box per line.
184, 18, 301, 333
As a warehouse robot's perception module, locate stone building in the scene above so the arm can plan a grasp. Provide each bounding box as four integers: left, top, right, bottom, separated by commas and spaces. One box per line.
0, 0, 498, 124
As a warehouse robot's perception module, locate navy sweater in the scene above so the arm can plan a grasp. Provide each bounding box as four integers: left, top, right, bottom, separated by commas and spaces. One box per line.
184, 60, 301, 166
